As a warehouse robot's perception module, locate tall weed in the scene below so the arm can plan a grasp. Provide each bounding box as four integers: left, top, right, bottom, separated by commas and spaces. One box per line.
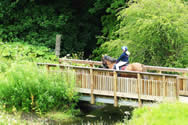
0, 62, 79, 114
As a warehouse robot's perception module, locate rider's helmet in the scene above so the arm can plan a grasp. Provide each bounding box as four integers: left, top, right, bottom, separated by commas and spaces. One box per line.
121, 46, 128, 51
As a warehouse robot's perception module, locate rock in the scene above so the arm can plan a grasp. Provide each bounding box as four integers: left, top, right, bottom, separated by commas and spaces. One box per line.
86, 114, 96, 118
124, 111, 130, 115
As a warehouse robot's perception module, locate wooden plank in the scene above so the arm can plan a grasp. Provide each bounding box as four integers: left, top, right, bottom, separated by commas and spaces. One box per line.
59, 58, 102, 66
183, 73, 187, 92
163, 75, 166, 99
77, 89, 165, 101
144, 65, 188, 73
179, 91, 188, 96
90, 69, 95, 104
113, 71, 118, 107
176, 76, 179, 100
137, 73, 142, 107
116, 92, 164, 101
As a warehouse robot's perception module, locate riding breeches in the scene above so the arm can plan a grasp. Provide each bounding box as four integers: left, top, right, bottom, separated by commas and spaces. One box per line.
115, 61, 128, 70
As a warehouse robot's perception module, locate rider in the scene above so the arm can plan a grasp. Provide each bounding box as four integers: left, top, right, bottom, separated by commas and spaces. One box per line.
115, 46, 130, 70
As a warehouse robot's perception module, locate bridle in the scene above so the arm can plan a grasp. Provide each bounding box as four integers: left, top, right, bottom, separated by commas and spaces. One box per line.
102, 58, 109, 68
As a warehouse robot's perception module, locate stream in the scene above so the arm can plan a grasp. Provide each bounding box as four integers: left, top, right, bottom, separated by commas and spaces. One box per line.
57, 101, 134, 125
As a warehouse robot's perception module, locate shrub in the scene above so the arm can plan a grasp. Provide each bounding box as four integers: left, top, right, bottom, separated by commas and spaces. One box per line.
0, 62, 79, 114
0, 42, 57, 62
129, 102, 188, 125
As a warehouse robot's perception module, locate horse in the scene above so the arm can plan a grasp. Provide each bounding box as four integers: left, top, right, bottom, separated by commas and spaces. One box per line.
102, 55, 144, 72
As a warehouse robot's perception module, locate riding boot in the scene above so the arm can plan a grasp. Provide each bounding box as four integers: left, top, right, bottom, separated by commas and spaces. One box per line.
113, 64, 116, 69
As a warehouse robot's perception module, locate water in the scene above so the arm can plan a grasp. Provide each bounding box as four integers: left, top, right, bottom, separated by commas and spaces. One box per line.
19, 102, 134, 125
59, 102, 134, 125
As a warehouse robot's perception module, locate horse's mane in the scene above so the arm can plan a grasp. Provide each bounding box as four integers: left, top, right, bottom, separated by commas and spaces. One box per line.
103, 55, 116, 63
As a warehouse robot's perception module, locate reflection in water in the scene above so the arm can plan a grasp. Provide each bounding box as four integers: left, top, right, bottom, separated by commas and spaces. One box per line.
59, 102, 134, 125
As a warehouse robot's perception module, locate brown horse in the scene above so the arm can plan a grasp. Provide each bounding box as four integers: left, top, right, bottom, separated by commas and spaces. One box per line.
102, 55, 144, 72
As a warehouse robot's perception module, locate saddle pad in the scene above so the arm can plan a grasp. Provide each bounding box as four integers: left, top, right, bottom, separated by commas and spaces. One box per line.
121, 66, 127, 70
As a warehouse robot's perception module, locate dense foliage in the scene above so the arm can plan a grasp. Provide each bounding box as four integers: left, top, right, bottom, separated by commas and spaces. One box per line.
0, 0, 101, 57
93, 0, 188, 67
0, 63, 79, 114
0, 42, 57, 62
0, 0, 187, 67
129, 103, 188, 125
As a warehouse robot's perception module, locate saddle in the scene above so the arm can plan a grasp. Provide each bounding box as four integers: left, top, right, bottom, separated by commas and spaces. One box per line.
120, 63, 129, 70
113, 62, 129, 70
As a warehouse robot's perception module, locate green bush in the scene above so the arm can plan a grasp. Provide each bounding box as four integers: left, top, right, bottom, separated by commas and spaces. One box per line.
0, 42, 57, 62
0, 63, 79, 114
129, 102, 188, 125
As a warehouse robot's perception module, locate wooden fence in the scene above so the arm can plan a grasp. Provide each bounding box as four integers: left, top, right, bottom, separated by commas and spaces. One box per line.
59, 58, 188, 74
59, 58, 188, 95
38, 63, 183, 107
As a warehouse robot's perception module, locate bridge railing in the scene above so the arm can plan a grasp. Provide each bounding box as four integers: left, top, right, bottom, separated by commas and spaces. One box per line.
59, 58, 188, 96
59, 58, 188, 73
59, 58, 102, 67
38, 63, 181, 107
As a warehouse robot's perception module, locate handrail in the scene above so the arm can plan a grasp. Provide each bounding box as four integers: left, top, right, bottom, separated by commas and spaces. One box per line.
37, 63, 179, 77
59, 58, 188, 74
144, 65, 188, 73
59, 58, 102, 66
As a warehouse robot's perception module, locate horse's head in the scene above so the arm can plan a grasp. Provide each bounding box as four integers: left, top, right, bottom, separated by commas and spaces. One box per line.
101, 55, 116, 69
102, 55, 108, 68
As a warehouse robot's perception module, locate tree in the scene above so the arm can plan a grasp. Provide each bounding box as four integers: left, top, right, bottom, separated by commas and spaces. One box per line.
94, 0, 188, 67
0, 0, 102, 58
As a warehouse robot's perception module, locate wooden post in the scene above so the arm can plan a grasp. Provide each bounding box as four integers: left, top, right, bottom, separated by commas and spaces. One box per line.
90, 69, 95, 104
183, 73, 186, 91
89, 63, 94, 67
46, 65, 50, 72
162, 75, 166, 98
113, 71, 118, 107
59, 58, 62, 64
137, 73, 142, 107
176, 76, 179, 100
55, 34, 61, 58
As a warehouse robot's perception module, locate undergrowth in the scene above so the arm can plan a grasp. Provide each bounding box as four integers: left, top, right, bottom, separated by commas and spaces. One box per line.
0, 62, 79, 115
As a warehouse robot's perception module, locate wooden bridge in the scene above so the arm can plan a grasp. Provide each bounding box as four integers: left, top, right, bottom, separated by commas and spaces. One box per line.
38, 59, 188, 107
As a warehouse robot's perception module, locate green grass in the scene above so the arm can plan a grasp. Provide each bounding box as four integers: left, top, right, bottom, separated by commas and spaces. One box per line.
44, 110, 80, 122
129, 102, 188, 125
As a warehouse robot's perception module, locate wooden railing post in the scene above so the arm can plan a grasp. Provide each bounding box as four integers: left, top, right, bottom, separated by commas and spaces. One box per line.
90, 69, 95, 104
46, 65, 50, 72
176, 76, 179, 100
183, 73, 186, 92
113, 71, 118, 107
162, 75, 166, 99
59, 59, 62, 64
137, 73, 142, 107
55, 34, 61, 58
